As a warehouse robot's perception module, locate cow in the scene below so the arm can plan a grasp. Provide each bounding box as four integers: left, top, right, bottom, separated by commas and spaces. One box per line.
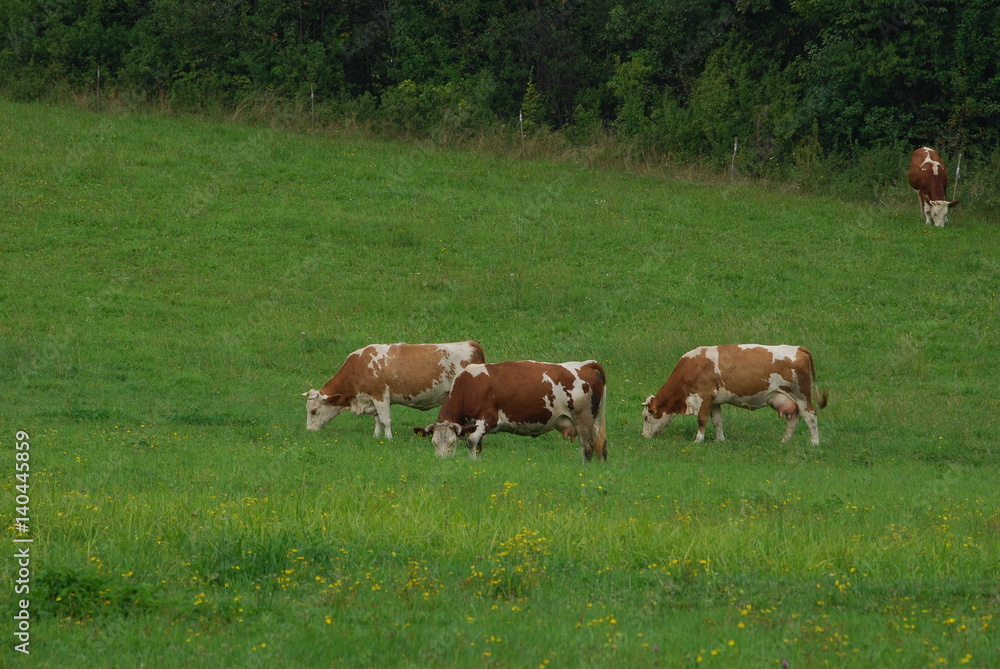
414, 360, 608, 461
641, 345, 828, 445
302, 341, 485, 438
908, 147, 959, 227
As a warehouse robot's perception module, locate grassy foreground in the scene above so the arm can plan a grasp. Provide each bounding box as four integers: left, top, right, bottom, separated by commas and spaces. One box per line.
1, 100, 998, 667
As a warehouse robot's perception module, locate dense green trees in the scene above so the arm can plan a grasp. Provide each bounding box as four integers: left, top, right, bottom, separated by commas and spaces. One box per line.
2, 0, 997, 171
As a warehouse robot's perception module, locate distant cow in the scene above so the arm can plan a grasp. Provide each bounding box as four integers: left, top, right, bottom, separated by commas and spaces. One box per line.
908, 147, 959, 227
642, 345, 827, 445
414, 360, 608, 461
302, 341, 485, 438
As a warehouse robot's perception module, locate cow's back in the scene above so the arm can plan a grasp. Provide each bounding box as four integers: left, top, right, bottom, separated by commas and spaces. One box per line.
468, 362, 554, 424
908, 147, 948, 200
444, 360, 603, 423
322, 341, 482, 402
483, 360, 599, 403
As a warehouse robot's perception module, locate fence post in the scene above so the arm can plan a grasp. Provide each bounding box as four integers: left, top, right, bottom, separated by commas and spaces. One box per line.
952, 152, 962, 201
730, 137, 738, 183
519, 110, 525, 155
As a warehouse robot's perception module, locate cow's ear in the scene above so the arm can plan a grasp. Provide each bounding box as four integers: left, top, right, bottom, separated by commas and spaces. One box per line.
323, 393, 343, 405
949, 200, 961, 208
459, 424, 477, 436
413, 425, 434, 438
641, 395, 655, 409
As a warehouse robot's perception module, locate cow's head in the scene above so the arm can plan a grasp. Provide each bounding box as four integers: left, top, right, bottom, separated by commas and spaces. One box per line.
302, 389, 347, 431
641, 395, 676, 438
926, 199, 960, 228
414, 421, 474, 457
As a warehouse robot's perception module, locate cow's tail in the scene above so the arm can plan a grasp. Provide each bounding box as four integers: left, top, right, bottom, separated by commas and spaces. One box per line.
591, 362, 608, 461
805, 348, 829, 410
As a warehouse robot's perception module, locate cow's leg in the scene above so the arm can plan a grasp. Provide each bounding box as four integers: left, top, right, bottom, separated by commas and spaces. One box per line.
920, 195, 933, 226
770, 394, 802, 443
467, 432, 484, 459
781, 412, 800, 443
694, 403, 713, 443
779, 395, 819, 445
710, 405, 725, 441
372, 400, 392, 439
575, 412, 597, 461
802, 409, 820, 445
694, 412, 709, 444
465, 419, 491, 459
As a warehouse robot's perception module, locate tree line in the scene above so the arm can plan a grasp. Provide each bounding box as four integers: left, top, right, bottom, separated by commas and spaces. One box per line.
2, 0, 998, 179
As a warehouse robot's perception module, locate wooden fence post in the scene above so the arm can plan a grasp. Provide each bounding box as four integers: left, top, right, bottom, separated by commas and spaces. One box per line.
730, 137, 738, 184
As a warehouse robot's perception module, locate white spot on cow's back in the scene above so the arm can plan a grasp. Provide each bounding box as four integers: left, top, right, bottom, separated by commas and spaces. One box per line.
768, 345, 799, 362
919, 151, 942, 175
366, 345, 393, 372
684, 347, 719, 372
703, 346, 720, 371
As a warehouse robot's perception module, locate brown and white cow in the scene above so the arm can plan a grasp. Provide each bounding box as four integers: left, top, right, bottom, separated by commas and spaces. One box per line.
642, 345, 828, 445
302, 341, 485, 438
908, 147, 959, 227
414, 360, 608, 461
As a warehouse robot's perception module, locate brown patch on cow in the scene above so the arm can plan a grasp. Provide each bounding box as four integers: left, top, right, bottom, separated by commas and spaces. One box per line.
470, 363, 554, 425
908, 148, 949, 201
318, 350, 365, 407
374, 344, 449, 399
716, 345, 793, 396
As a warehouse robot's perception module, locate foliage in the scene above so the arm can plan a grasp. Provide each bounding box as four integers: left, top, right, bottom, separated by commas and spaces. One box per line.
2, 0, 999, 175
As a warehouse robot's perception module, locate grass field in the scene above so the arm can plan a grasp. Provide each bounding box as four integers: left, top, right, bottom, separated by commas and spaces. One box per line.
2, 99, 998, 667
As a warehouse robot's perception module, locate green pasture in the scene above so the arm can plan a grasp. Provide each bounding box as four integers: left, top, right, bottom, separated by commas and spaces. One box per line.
1, 100, 998, 667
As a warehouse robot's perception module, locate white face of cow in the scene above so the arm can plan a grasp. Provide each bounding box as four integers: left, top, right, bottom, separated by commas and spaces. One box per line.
641, 395, 674, 438
430, 422, 461, 457
302, 389, 346, 431
926, 200, 955, 228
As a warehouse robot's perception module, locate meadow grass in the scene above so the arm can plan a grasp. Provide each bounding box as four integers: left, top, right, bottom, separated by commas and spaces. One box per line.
1, 99, 998, 667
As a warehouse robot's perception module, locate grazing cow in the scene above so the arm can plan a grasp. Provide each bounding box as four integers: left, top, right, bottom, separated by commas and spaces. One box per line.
302, 341, 485, 438
908, 147, 959, 227
414, 360, 608, 461
642, 345, 828, 445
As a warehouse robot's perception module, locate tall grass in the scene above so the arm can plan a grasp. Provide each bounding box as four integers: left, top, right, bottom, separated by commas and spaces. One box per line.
1, 100, 998, 667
